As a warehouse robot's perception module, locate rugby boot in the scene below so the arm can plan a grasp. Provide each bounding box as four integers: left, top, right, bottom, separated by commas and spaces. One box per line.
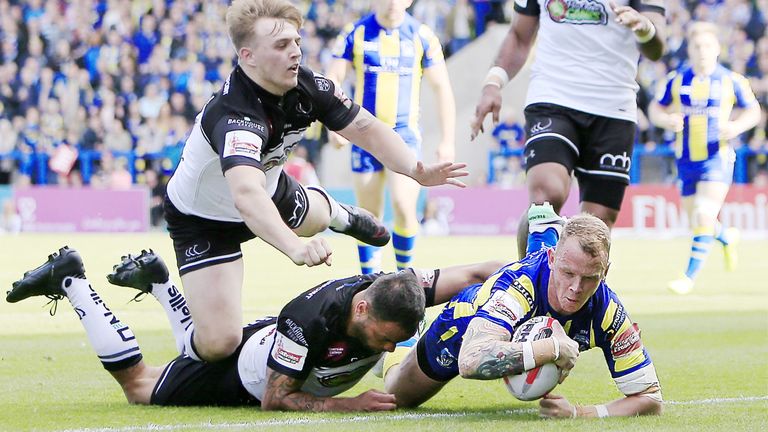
722, 227, 739, 272
330, 203, 391, 247
6, 246, 85, 303
107, 249, 169, 298
528, 202, 566, 234
668, 275, 694, 295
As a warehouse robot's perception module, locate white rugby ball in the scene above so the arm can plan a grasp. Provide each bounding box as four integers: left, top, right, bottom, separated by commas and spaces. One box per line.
503, 316, 560, 401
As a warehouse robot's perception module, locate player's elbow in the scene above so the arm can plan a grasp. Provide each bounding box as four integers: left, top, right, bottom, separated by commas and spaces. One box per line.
260, 394, 284, 411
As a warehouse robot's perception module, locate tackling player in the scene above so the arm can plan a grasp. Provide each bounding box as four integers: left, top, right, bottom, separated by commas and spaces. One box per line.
5, 248, 500, 411
165, 0, 467, 365
649, 21, 760, 295
383, 205, 663, 418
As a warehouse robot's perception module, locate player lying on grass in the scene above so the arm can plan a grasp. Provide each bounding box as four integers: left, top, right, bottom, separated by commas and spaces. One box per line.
383, 205, 663, 418
5, 248, 501, 411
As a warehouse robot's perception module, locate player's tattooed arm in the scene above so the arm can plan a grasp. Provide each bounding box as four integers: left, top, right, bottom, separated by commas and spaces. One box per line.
262, 369, 329, 412
457, 318, 524, 380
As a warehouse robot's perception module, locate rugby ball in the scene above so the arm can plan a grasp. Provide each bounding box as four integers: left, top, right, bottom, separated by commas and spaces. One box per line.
503, 316, 560, 401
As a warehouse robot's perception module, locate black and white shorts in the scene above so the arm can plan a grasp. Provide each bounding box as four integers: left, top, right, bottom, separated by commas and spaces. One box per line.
150, 318, 276, 406
164, 170, 310, 275
523, 103, 636, 210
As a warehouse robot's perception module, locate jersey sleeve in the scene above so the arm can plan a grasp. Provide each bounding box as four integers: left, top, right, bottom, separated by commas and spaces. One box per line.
513, 0, 541, 17
331, 23, 355, 61
307, 70, 361, 131
595, 289, 659, 396
731, 73, 758, 109
268, 312, 325, 380
210, 114, 269, 173
418, 25, 445, 69
656, 72, 676, 106
474, 270, 535, 335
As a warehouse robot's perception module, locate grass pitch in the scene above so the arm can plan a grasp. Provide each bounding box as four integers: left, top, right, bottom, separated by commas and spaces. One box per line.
0, 233, 766, 432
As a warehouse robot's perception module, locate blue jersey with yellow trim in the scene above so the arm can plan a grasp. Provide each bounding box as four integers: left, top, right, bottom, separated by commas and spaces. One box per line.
332, 13, 444, 136
657, 64, 757, 163
428, 248, 652, 381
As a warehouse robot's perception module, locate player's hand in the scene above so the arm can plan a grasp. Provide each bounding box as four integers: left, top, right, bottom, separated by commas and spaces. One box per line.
551, 321, 579, 381
539, 393, 576, 419
470, 85, 503, 140
290, 238, 333, 267
351, 389, 397, 411
662, 112, 684, 133
410, 161, 468, 188
610, 1, 654, 36
328, 131, 350, 149
436, 140, 455, 163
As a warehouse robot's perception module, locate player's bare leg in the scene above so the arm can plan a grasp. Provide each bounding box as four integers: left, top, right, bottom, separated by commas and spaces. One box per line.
180, 260, 244, 361
384, 347, 447, 408
111, 362, 166, 404
354, 171, 387, 273
669, 181, 732, 294
387, 170, 420, 270
518, 163, 571, 258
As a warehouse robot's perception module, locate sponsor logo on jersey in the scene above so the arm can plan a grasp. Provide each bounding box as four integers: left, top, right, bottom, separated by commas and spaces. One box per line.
315, 77, 331, 92
271, 332, 308, 370
283, 318, 308, 345
227, 117, 266, 132
223, 130, 263, 160
607, 303, 628, 336
324, 341, 348, 361
287, 189, 307, 227
611, 323, 642, 358
486, 291, 522, 325
333, 86, 353, 109
260, 327, 277, 345
599, 151, 631, 172
547, 0, 608, 25
510, 279, 535, 307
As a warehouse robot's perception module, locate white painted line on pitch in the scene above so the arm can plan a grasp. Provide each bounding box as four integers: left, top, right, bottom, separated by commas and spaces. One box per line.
55, 395, 768, 432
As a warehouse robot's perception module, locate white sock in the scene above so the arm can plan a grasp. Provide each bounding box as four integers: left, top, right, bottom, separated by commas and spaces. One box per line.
149, 281, 193, 355
62, 276, 142, 371
307, 185, 350, 230
182, 324, 203, 362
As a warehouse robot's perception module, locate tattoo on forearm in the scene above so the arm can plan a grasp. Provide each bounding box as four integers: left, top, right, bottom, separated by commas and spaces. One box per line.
459, 320, 525, 380
264, 369, 327, 411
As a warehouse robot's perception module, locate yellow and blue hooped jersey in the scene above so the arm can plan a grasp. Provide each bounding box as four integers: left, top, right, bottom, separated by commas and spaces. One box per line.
657, 64, 757, 163
425, 248, 653, 383
332, 13, 444, 135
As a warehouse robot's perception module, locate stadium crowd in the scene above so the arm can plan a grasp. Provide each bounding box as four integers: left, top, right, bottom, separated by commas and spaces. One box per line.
0, 0, 766, 193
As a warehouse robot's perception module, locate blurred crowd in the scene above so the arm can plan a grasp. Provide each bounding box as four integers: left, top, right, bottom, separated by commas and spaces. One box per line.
0, 0, 766, 195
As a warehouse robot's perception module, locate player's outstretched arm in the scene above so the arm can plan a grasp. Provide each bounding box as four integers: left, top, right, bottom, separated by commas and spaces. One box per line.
429, 260, 506, 304
261, 368, 396, 412
225, 166, 331, 267
457, 317, 578, 380
470, 13, 538, 140
337, 108, 468, 187
539, 386, 663, 419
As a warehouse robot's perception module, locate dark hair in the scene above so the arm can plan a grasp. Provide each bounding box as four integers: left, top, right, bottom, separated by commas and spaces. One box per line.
365, 271, 425, 335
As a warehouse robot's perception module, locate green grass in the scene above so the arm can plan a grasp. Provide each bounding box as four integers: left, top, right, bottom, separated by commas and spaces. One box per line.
0, 233, 766, 431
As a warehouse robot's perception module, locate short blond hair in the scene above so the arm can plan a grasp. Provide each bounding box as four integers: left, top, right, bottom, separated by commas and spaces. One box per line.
557, 214, 611, 274
226, 0, 303, 51
687, 21, 719, 40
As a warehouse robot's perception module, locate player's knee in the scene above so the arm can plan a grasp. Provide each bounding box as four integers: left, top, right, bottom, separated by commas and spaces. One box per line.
197, 331, 242, 361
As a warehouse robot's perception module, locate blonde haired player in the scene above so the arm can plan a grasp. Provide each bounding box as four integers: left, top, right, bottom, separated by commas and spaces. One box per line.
649, 22, 760, 294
